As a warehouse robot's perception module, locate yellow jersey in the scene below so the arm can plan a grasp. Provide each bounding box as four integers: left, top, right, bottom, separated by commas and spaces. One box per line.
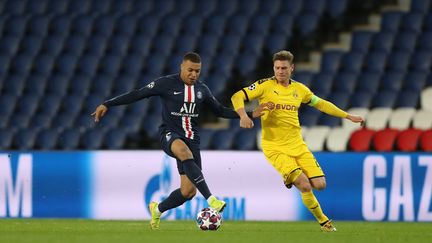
235, 77, 313, 156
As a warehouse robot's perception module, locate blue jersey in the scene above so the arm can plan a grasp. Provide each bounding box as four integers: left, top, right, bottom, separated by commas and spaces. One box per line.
103, 74, 241, 143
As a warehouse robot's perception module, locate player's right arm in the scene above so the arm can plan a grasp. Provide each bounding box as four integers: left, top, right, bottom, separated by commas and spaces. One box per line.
231, 81, 265, 128
92, 80, 161, 122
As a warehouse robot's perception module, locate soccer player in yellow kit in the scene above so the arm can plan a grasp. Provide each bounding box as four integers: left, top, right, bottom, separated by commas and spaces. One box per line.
231, 50, 364, 232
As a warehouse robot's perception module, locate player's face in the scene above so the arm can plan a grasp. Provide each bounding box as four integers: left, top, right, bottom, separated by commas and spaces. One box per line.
180, 60, 201, 85
273, 60, 294, 83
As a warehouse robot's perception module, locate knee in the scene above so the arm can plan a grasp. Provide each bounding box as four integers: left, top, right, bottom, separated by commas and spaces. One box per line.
311, 179, 327, 191
298, 182, 312, 192
178, 147, 193, 161
182, 188, 197, 199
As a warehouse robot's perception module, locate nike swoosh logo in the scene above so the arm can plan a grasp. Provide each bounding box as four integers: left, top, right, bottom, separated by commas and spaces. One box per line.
174, 91, 182, 95
274, 91, 279, 95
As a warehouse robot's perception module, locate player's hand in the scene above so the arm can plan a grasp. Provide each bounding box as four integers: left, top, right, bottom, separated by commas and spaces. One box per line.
91, 104, 108, 122
252, 103, 271, 118
346, 114, 365, 127
239, 116, 254, 129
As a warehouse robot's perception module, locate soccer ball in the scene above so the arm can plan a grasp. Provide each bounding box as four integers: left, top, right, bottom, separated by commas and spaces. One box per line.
196, 208, 222, 231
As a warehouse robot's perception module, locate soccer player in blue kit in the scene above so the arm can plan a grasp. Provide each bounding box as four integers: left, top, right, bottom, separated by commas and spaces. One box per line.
92, 52, 266, 229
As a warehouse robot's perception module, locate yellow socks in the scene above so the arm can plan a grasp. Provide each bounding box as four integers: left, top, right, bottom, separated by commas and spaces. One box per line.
301, 191, 329, 224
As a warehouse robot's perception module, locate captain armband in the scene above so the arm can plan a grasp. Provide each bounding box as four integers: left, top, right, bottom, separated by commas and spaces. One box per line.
308, 95, 321, 107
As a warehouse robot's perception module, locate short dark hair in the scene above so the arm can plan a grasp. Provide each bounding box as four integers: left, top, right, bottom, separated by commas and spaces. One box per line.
273, 50, 294, 63
183, 52, 201, 63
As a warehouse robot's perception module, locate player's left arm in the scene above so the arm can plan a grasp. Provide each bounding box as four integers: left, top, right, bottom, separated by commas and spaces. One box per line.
307, 95, 364, 125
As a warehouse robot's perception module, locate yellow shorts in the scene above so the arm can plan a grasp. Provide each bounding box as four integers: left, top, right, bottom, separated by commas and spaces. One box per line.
264, 150, 324, 186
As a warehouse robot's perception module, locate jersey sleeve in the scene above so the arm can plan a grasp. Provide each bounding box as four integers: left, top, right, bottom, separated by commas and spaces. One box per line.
241, 81, 265, 102
103, 78, 163, 107
300, 83, 315, 104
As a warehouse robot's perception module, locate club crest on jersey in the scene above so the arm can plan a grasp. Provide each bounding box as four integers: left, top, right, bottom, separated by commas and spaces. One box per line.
146, 81, 155, 89
165, 132, 172, 141
248, 83, 256, 90
292, 90, 298, 99
196, 91, 202, 99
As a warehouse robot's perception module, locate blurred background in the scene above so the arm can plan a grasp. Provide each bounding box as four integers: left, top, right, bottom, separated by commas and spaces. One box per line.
0, 0, 431, 152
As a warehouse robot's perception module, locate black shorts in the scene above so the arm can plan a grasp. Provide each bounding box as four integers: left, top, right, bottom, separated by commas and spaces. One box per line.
159, 129, 202, 175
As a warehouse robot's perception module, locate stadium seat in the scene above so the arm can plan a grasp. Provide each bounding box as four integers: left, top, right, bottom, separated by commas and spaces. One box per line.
199, 129, 216, 150
393, 32, 417, 53
2, 74, 26, 96
271, 13, 294, 35
242, 33, 265, 55
326, 0, 347, 19
58, 128, 81, 150
373, 128, 399, 152
320, 50, 344, 74
410, 0, 431, 14
3, 15, 27, 37
299, 107, 321, 126
326, 127, 352, 152
332, 72, 357, 93
110, 0, 134, 14
40, 35, 64, 56
114, 14, 138, 37
364, 51, 388, 72
386, 51, 411, 71
0, 128, 14, 149
249, 14, 271, 35
349, 128, 375, 152
380, 11, 403, 33
349, 91, 373, 108
310, 73, 333, 97
4, 0, 26, 15
303, 126, 330, 151
355, 72, 381, 93
295, 13, 319, 37
339, 52, 365, 73
70, 14, 93, 37
211, 129, 236, 150
396, 128, 423, 152
400, 13, 423, 33
279, 0, 302, 16
38, 94, 62, 117
27, 15, 50, 37
417, 32, 432, 52
413, 110, 432, 130
420, 130, 432, 151
81, 128, 104, 149
14, 128, 37, 150
233, 129, 258, 150
104, 128, 127, 149
410, 51, 432, 72
265, 34, 290, 55
350, 30, 374, 52
389, 108, 416, 130
293, 71, 314, 87
371, 91, 397, 108
193, 0, 216, 17
396, 90, 420, 108
366, 108, 392, 130
35, 128, 59, 150
402, 71, 427, 92
421, 87, 432, 111
0, 93, 16, 117
159, 14, 182, 36
379, 71, 404, 92
237, 0, 260, 16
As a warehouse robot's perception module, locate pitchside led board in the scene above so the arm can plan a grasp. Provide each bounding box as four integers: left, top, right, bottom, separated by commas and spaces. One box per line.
0, 151, 431, 222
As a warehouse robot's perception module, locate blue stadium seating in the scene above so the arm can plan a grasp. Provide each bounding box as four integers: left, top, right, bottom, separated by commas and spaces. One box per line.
296, 13, 320, 37
4, 0, 26, 15
279, 0, 303, 16
249, 14, 272, 35
211, 129, 237, 150
265, 33, 289, 54
402, 71, 427, 92
29, 114, 51, 130
49, 15, 71, 37
364, 51, 387, 72
393, 32, 417, 53
310, 73, 334, 97
233, 129, 258, 150
379, 71, 405, 92
27, 15, 49, 37
400, 13, 423, 33
0, 36, 20, 55
410, 51, 432, 72
4, 15, 27, 37
350, 91, 373, 108
410, 0, 431, 14
81, 128, 104, 149
159, 14, 182, 36
70, 15, 93, 37
320, 50, 344, 74
0, 93, 16, 117
418, 32, 432, 51
220, 34, 241, 55
351, 31, 374, 52
115, 14, 137, 37
332, 72, 357, 93
0, 128, 14, 149
326, 0, 348, 18
58, 128, 81, 150
293, 71, 314, 87
355, 72, 381, 93
396, 90, 420, 108
258, 0, 281, 16
271, 14, 294, 35
380, 11, 403, 33
35, 129, 58, 150
386, 51, 411, 71
371, 90, 398, 108
339, 52, 364, 73
14, 128, 37, 150
110, 0, 134, 14
38, 94, 62, 117
2, 74, 26, 95
318, 114, 341, 127
299, 106, 320, 126
104, 128, 127, 149
199, 129, 216, 150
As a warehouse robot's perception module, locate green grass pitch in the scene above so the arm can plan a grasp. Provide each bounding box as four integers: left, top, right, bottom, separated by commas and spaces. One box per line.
1, 219, 431, 243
